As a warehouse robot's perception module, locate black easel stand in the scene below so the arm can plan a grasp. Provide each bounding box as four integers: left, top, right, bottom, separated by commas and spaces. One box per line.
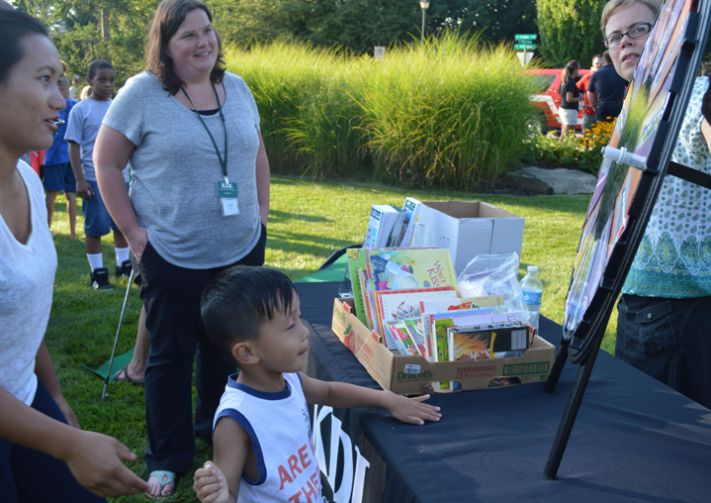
544, 326, 604, 478
543, 158, 711, 479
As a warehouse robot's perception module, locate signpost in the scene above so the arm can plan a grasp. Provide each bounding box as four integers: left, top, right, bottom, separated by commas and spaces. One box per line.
514, 34, 537, 67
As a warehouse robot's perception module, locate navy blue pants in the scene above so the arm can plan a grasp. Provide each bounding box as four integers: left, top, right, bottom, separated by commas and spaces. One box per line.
617, 294, 711, 409
0, 381, 104, 502
139, 226, 267, 474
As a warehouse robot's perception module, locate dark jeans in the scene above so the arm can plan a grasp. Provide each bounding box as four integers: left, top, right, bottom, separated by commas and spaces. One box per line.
616, 294, 711, 409
139, 226, 267, 474
0, 382, 105, 503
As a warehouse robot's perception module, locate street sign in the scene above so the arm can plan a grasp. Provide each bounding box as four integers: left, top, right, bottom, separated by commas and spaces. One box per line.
517, 52, 534, 67
514, 43, 537, 51
515, 33, 537, 41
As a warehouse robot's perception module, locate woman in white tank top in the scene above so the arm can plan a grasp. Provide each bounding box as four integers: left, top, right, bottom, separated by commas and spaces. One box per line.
0, 8, 148, 501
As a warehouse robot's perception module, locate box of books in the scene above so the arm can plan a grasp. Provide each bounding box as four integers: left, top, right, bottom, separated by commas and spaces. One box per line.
331, 297, 556, 395
410, 201, 524, 275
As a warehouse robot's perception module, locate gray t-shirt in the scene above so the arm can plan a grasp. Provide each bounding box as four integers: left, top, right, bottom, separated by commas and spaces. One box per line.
103, 71, 262, 269
65, 97, 112, 182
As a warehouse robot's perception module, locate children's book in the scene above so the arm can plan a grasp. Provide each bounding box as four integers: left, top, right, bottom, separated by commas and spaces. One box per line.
385, 320, 422, 356
383, 318, 428, 357
366, 248, 457, 291
397, 197, 423, 248
346, 247, 369, 325
427, 308, 516, 363
374, 287, 455, 339
357, 268, 375, 330
447, 323, 529, 362
363, 205, 403, 249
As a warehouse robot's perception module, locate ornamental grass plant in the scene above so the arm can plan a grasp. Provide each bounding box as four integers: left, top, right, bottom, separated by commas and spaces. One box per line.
225, 32, 537, 189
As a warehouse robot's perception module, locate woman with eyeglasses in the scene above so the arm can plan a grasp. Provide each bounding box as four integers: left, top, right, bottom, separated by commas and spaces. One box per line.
601, 0, 711, 411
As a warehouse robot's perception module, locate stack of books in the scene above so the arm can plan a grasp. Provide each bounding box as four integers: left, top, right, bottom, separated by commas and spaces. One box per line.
346, 247, 532, 371
362, 197, 423, 249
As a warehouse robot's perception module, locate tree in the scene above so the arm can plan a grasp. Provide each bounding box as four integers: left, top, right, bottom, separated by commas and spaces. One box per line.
433, 0, 537, 45
209, 0, 537, 53
14, 0, 153, 84
536, 0, 606, 67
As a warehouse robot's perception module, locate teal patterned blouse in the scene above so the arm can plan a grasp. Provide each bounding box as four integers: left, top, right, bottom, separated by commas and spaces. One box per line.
623, 76, 711, 298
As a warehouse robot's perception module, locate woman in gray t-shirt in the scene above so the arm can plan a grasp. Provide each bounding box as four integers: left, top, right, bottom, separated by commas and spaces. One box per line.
94, 0, 270, 496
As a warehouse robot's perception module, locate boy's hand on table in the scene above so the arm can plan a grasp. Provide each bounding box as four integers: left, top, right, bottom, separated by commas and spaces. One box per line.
385, 392, 442, 425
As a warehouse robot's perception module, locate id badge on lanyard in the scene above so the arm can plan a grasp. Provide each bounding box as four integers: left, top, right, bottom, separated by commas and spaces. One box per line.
217, 178, 239, 216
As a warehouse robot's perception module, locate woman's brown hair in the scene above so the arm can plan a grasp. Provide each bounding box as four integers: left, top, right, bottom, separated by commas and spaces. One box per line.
145, 0, 225, 95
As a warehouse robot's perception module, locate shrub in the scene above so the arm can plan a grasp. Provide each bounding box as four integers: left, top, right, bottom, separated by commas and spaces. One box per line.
521, 119, 615, 174
225, 33, 537, 189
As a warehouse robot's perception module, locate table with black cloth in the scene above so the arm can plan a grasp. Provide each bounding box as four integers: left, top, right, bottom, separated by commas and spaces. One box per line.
298, 281, 711, 502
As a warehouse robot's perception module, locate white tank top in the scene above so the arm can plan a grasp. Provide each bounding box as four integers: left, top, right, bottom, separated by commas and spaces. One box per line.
0, 161, 57, 404
214, 373, 324, 503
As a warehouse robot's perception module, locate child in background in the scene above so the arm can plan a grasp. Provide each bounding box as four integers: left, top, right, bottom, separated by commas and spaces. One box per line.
43, 73, 78, 238
193, 266, 441, 503
65, 60, 130, 289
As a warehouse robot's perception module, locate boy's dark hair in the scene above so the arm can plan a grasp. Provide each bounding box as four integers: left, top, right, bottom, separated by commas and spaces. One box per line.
87, 60, 113, 81
602, 51, 612, 65
201, 266, 296, 356
145, 0, 225, 95
0, 9, 48, 86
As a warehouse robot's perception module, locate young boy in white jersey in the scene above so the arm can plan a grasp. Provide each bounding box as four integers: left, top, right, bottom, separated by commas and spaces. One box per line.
193, 266, 442, 503
65, 60, 130, 289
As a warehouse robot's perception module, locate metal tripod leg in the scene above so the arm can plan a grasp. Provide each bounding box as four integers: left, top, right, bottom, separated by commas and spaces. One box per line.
102, 268, 136, 399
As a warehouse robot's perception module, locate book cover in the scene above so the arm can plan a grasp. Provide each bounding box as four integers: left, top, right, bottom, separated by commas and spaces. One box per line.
427, 307, 508, 362
385, 320, 421, 357
346, 247, 369, 326
357, 268, 375, 330
447, 323, 529, 361
374, 287, 455, 338
398, 197, 423, 248
363, 205, 402, 249
366, 248, 456, 291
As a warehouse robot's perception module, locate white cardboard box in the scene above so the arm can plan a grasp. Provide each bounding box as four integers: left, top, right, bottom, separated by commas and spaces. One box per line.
411, 201, 524, 274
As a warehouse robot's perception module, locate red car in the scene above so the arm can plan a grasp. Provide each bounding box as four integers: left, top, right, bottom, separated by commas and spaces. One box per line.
525, 68, 590, 133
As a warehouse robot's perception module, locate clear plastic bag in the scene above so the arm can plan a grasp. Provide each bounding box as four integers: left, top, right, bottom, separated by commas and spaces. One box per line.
456, 252, 527, 314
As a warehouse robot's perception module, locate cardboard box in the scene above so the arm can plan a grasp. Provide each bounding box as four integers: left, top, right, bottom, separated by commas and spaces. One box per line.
411, 201, 524, 275
331, 298, 555, 395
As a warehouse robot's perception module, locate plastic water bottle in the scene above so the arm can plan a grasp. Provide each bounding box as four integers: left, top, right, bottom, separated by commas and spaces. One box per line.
520, 265, 543, 335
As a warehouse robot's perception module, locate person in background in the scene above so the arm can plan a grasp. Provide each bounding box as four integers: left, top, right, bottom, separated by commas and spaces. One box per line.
79, 85, 92, 100
65, 60, 131, 290
69, 74, 81, 100
43, 73, 78, 238
601, 0, 711, 410
587, 51, 628, 122
559, 60, 582, 139
0, 8, 148, 500
94, 0, 271, 496
577, 54, 604, 132
192, 266, 440, 503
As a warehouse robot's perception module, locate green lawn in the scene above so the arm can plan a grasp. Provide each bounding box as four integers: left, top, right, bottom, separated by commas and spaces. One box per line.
45, 176, 617, 501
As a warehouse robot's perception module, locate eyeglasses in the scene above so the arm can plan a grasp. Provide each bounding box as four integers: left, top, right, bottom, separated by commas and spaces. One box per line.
604, 22, 654, 48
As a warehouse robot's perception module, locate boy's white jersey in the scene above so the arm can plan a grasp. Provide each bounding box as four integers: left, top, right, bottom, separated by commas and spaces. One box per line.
214, 373, 324, 503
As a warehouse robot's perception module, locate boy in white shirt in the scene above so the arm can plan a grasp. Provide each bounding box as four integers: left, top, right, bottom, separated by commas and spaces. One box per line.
65, 60, 130, 289
193, 266, 441, 503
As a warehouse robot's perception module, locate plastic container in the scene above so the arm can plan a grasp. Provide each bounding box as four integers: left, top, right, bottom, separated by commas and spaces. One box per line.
520, 265, 543, 335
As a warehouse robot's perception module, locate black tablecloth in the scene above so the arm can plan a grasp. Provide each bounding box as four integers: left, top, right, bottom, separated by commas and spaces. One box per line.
299, 282, 711, 503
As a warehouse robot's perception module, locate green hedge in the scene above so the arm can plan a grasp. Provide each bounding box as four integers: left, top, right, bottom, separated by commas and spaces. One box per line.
225, 33, 537, 189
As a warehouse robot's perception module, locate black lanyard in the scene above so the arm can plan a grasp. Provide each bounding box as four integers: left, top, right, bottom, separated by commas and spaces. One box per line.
181, 83, 229, 181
